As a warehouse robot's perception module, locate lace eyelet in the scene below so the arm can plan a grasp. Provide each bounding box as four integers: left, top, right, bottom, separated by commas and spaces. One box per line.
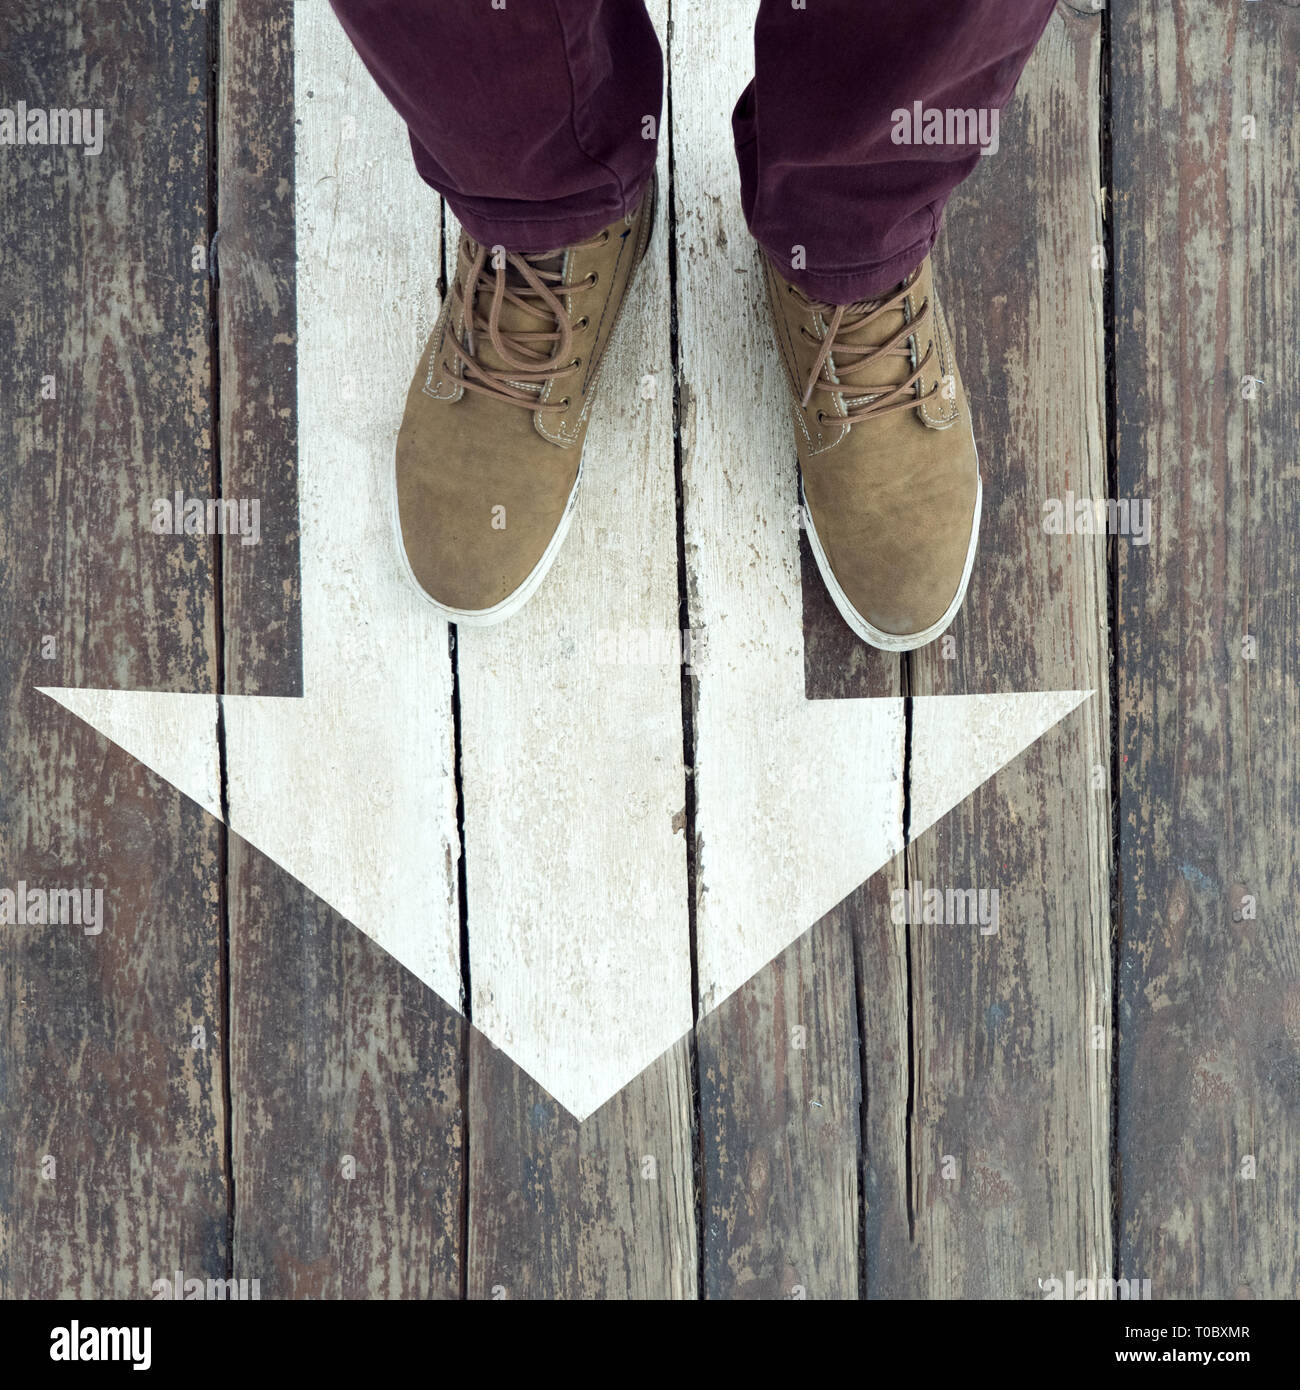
586, 272, 599, 288
558, 397, 570, 408
575, 316, 590, 330
815, 411, 827, 424
569, 358, 581, 370
598, 230, 611, 245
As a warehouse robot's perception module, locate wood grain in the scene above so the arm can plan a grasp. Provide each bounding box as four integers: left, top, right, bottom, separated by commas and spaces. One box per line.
0, 0, 227, 1296
6, 0, 1300, 1306
1113, 0, 1300, 1299
458, 0, 697, 1292
672, 0, 866, 1297
901, 6, 1113, 1297
696, 924, 863, 1299
217, 0, 302, 701
799, 560, 909, 1299
467, 1034, 696, 1300
221, 0, 464, 1297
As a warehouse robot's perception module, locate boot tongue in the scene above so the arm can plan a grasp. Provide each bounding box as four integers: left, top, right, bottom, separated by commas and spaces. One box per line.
826, 283, 913, 400
469, 250, 568, 382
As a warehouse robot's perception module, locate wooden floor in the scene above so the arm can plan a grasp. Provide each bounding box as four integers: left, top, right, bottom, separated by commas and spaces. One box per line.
2, 0, 1298, 1298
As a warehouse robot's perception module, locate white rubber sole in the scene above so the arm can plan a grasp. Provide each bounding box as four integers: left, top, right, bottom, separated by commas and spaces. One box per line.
388, 455, 584, 627
801, 447, 983, 653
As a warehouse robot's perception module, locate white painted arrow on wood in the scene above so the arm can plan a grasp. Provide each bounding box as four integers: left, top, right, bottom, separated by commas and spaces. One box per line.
39, 8, 1089, 1120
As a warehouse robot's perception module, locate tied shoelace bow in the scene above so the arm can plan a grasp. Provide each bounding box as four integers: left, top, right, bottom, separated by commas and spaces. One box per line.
793, 276, 942, 424
442, 230, 610, 414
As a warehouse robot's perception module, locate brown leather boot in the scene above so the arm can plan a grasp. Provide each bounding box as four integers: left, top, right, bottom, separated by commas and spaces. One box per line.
762, 251, 981, 651
393, 177, 656, 622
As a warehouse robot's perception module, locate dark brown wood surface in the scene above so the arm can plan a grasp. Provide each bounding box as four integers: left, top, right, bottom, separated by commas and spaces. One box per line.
904, 6, 1113, 1297
217, 0, 302, 700
467, 1034, 696, 1299
217, 0, 465, 1299
1113, 0, 1300, 1299
0, 0, 226, 1296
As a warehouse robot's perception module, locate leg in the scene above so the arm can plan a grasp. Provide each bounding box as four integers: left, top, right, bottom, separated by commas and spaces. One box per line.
329, 0, 662, 250
736, 0, 1058, 302
753, 0, 1057, 650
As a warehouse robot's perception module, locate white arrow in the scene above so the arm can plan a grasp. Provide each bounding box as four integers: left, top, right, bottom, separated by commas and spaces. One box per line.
39, 12, 1089, 1120
675, 298, 1088, 1018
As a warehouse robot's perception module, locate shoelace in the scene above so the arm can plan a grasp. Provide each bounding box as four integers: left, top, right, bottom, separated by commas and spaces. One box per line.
792, 277, 940, 425
441, 230, 609, 414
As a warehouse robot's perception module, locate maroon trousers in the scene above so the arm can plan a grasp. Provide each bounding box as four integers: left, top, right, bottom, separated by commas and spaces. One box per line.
329, 0, 1057, 303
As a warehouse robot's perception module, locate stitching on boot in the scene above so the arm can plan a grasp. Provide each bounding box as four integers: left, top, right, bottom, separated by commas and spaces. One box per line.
422, 307, 463, 402
918, 290, 959, 428
536, 244, 578, 445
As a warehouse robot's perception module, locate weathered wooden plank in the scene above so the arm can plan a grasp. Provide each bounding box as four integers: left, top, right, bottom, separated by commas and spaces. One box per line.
798, 558, 911, 1298
459, 0, 697, 1293
451, 122, 693, 1122
0, 0, 227, 1295
1113, 0, 1300, 1299
696, 924, 863, 1299
217, 0, 302, 700
228, 845, 465, 1299
901, 7, 1112, 1297
221, 1, 465, 1297
797, 376, 911, 1297
701, 545, 905, 1300
854, 852, 916, 1297
673, 0, 866, 1297
467, 1034, 696, 1300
